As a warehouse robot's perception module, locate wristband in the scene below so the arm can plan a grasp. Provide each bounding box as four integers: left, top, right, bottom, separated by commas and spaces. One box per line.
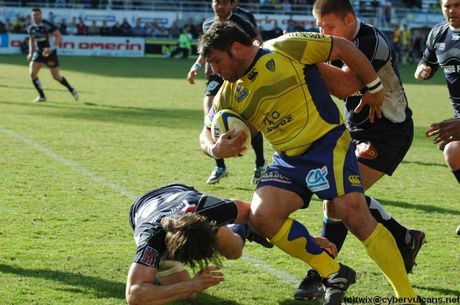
366, 77, 383, 94
207, 145, 216, 158
193, 63, 202, 70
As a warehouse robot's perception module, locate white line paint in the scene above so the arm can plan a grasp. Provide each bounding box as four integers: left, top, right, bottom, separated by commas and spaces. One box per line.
1, 125, 300, 287
0, 126, 137, 200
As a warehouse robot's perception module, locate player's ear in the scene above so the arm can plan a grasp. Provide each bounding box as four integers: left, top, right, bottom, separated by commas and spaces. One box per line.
344, 13, 354, 25
231, 42, 243, 57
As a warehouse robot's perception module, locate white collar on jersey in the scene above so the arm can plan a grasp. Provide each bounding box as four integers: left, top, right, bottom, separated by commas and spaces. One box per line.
352, 18, 362, 40
449, 25, 460, 32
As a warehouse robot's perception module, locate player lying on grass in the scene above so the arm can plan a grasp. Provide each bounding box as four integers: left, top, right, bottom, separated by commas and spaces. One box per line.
125, 183, 339, 305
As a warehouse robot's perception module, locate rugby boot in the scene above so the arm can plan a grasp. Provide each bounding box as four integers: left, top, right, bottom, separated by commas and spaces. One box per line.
322, 263, 356, 305
293, 268, 324, 300
206, 167, 228, 184
71, 89, 79, 101
32, 96, 46, 103
400, 229, 426, 273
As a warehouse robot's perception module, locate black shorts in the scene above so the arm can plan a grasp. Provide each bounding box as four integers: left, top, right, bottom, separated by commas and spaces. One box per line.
32, 49, 60, 68
205, 73, 224, 97
352, 118, 414, 176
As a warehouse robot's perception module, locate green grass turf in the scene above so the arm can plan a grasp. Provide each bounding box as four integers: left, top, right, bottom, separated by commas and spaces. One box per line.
0, 54, 458, 305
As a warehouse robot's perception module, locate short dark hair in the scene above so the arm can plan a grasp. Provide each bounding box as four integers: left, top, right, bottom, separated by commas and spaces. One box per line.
31, 8, 42, 13
312, 0, 355, 18
199, 20, 252, 58
161, 213, 221, 269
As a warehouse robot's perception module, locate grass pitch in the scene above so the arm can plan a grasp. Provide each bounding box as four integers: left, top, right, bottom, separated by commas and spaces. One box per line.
0, 54, 458, 305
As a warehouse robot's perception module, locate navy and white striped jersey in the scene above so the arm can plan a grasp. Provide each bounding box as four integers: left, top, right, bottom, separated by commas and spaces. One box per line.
129, 184, 238, 268
341, 21, 412, 136
420, 21, 460, 116
27, 19, 57, 51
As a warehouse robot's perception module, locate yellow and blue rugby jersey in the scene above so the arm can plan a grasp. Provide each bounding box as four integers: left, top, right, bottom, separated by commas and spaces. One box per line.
207, 32, 345, 157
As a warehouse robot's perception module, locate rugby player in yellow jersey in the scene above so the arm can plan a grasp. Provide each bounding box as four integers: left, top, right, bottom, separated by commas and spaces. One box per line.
198, 21, 420, 305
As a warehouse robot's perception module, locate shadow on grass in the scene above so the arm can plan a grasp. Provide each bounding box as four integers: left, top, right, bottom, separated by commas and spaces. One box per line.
413, 284, 460, 297
0, 263, 125, 299
401, 160, 447, 168
377, 198, 460, 215
0, 100, 203, 128
279, 298, 322, 305
0, 264, 243, 304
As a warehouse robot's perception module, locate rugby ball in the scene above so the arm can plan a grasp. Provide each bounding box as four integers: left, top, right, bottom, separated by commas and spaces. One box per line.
211, 109, 251, 154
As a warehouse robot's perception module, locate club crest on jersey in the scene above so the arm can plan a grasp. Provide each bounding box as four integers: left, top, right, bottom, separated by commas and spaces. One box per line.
356, 142, 378, 160
236, 84, 249, 102
453, 33, 460, 41
207, 80, 220, 92
265, 59, 276, 72
140, 246, 159, 267
306, 166, 330, 192
248, 68, 258, 81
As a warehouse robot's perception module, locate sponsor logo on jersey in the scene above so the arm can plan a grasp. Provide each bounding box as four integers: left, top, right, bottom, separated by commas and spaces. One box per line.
435, 42, 445, 51
140, 246, 159, 267
263, 111, 293, 132
453, 33, 460, 41
348, 175, 362, 186
265, 59, 276, 72
356, 142, 378, 160
248, 68, 258, 81
442, 64, 460, 74
306, 166, 330, 192
260, 171, 292, 184
236, 84, 249, 102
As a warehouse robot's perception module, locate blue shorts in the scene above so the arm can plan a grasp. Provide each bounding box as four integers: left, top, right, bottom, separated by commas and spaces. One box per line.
205, 73, 224, 97
257, 125, 364, 207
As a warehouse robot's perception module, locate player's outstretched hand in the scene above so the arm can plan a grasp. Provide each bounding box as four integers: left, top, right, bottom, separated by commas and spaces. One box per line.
355, 89, 384, 123
414, 64, 432, 80
187, 68, 198, 85
426, 117, 460, 147
192, 266, 224, 293
26, 54, 32, 61
313, 236, 338, 257
212, 129, 248, 158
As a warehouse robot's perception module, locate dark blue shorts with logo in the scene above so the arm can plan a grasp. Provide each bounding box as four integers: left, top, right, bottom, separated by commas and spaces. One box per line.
257, 125, 364, 207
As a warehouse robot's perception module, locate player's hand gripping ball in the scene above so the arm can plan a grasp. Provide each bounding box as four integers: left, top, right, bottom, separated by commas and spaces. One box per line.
211, 109, 251, 154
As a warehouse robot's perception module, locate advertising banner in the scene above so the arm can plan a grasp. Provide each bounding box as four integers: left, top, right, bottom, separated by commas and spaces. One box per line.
0, 34, 145, 57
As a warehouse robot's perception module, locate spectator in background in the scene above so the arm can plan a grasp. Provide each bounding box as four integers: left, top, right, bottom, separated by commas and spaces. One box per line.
99, 20, 111, 36
264, 19, 282, 40
167, 26, 193, 59
392, 25, 402, 62
0, 20, 6, 33
120, 17, 132, 36
4, 18, 13, 33
87, 20, 99, 35
169, 20, 181, 39
111, 21, 122, 36
142, 22, 154, 37
67, 16, 78, 35
131, 18, 145, 37
13, 15, 27, 33
185, 17, 200, 39
401, 24, 411, 64
58, 18, 67, 35
281, 0, 292, 13
76, 19, 88, 35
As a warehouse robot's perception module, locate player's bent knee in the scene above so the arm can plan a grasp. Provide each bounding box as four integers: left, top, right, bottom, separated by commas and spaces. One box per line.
444, 141, 460, 170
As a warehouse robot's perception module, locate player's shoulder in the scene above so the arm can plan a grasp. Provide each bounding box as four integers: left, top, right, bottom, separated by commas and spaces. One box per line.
43, 19, 57, 29
427, 21, 450, 44
202, 17, 215, 33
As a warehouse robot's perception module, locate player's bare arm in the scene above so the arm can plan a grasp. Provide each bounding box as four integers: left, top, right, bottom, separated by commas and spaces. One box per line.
126, 262, 223, 305
317, 63, 363, 99
42, 29, 61, 57
187, 55, 206, 84
329, 36, 384, 122
27, 36, 35, 61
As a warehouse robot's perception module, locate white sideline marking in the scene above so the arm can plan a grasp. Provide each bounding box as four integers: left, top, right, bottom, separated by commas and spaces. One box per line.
1, 126, 300, 287
0, 126, 137, 200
